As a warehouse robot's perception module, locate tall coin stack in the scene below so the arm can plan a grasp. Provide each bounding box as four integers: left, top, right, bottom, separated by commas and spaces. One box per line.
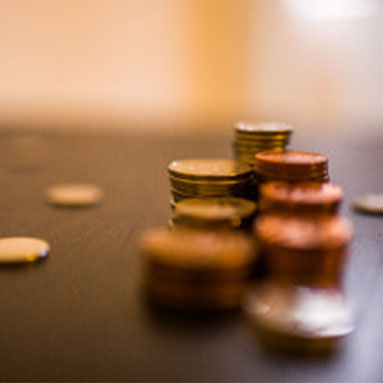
232, 122, 292, 167
255, 150, 329, 184
246, 214, 353, 353
168, 159, 254, 202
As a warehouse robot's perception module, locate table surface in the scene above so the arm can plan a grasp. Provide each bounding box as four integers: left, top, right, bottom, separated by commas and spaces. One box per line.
0, 128, 382, 383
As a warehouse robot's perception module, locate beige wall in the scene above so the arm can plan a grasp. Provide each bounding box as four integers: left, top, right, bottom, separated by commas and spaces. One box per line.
0, 0, 382, 131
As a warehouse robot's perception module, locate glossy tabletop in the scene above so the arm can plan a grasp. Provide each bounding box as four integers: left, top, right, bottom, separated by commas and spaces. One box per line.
0, 128, 381, 382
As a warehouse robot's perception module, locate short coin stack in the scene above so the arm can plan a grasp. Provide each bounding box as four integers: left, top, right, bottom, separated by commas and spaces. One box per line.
255, 150, 329, 184
232, 122, 292, 167
168, 159, 254, 202
245, 283, 353, 354
170, 197, 256, 231
246, 214, 353, 352
259, 182, 343, 215
141, 228, 256, 310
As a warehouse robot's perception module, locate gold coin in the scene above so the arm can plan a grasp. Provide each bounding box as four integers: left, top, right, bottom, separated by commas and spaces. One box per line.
45, 183, 104, 207
173, 197, 256, 226
0, 237, 50, 263
235, 121, 292, 135
168, 159, 252, 181
141, 228, 255, 271
353, 193, 383, 215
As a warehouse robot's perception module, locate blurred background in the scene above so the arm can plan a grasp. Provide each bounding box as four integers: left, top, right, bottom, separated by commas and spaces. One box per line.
0, 0, 382, 133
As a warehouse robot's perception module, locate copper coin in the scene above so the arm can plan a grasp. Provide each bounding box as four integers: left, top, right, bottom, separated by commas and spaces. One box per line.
260, 182, 343, 214
255, 214, 352, 251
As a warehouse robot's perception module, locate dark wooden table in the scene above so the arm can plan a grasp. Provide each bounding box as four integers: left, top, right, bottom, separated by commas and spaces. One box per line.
0, 128, 382, 382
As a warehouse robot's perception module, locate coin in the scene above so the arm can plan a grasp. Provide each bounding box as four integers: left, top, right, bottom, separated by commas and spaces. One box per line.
45, 183, 104, 207
255, 150, 329, 183
254, 215, 352, 287
172, 197, 256, 230
0, 237, 50, 263
255, 214, 352, 252
259, 182, 343, 214
235, 121, 292, 135
141, 228, 257, 309
168, 159, 252, 181
141, 228, 255, 271
244, 283, 353, 353
168, 159, 255, 202
232, 122, 292, 168
353, 193, 383, 215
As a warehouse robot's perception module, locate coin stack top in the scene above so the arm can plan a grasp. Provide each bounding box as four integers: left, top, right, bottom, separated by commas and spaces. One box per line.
259, 182, 343, 215
255, 150, 329, 183
171, 197, 256, 231
168, 159, 254, 202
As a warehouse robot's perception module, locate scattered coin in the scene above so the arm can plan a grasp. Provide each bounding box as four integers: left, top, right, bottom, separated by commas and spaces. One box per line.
45, 183, 104, 207
0, 237, 50, 263
353, 193, 383, 215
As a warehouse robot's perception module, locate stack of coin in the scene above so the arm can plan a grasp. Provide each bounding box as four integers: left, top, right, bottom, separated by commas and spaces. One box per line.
254, 214, 352, 287
168, 159, 254, 202
233, 122, 292, 167
170, 197, 256, 231
141, 228, 256, 310
247, 214, 353, 353
244, 283, 353, 354
259, 182, 343, 216
255, 150, 329, 183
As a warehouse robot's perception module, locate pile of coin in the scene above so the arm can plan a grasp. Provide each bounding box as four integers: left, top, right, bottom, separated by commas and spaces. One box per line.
255, 150, 329, 183
168, 159, 254, 202
247, 214, 353, 352
259, 182, 343, 215
232, 122, 292, 167
170, 197, 256, 231
141, 228, 256, 310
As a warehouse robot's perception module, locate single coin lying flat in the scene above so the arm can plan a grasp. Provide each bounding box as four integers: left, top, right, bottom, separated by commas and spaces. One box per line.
45, 183, 104, 207
353, 193, 383, 215
0, 237, 50, 263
